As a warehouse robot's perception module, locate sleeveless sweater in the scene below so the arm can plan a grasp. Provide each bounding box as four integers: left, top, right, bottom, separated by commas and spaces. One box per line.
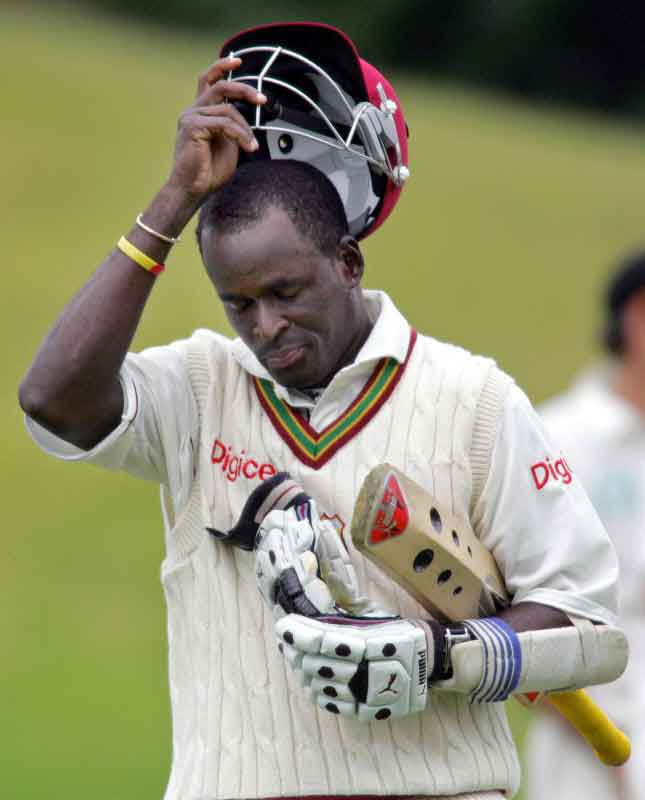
160, 327, 518, 800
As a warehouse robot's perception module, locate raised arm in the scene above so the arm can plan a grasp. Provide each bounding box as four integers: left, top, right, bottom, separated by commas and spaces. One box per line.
19, 56, 265, 450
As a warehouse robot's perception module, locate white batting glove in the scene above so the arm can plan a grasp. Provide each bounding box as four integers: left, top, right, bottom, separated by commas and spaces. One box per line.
255, 499, 366, 619
275, 614, 446, 720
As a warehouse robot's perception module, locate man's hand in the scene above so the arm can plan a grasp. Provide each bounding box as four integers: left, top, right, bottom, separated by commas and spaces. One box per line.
166, 56, 266, 200
252, 492, 450, 721
211, 474, 450, 721
255, 500, 366, 619
208, 472, 365, 616
274, 614, 446, 721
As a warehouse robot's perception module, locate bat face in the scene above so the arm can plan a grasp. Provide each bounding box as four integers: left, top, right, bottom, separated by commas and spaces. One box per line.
351, 464, 508, 622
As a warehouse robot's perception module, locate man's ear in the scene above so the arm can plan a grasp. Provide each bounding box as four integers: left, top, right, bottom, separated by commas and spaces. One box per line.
336, 235, 364, 286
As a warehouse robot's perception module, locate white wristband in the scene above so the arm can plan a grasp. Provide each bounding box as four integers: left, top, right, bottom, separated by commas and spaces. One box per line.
135, 213, 181, 244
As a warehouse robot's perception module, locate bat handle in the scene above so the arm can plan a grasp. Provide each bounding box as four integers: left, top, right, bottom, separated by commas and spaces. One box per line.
544, 689, 631, 766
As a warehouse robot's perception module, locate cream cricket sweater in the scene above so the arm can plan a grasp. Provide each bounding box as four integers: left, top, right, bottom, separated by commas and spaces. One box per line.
159, 325, 518, 800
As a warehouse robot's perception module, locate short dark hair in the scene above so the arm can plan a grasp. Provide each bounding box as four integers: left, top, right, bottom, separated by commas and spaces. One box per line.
196, 159, 349, 258
604, 250, 645, 354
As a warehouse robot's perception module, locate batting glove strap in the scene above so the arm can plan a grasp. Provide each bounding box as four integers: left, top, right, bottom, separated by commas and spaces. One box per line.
274, 565, 324, 617
275, 614, 441, 721
463, 617, 522, 703
207, 471, 309, 550
414, 619, 451, 683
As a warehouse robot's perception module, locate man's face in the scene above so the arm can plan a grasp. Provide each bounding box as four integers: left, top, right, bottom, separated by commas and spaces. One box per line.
623, 289, 645, 367
201, 205, 363, 388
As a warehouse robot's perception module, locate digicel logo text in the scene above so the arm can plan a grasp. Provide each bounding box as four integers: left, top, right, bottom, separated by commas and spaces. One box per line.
530, 456, 573, 490
211, 439, 277, 483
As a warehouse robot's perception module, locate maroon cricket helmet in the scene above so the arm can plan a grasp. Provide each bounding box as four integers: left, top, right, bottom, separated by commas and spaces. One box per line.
220, 22, 410, 239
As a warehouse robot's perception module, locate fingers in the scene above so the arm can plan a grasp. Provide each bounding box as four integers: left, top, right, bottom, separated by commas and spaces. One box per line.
275, 568, 326, 617
196, 55, 241, 97
255, 519, 335, 617
316, 527, 363, 609
276, 570, 335, 617
186, 77, 266, 154
196, 56, 266, 115
179, 107, 258, 153
302, 654, 356, 683
196, 77, 266, 111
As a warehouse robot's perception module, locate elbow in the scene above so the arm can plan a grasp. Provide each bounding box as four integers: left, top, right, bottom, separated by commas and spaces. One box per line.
19, 374, 90, 447
18, 371, 63, 426
18, 375, 45, 419
19, 369, 123, 450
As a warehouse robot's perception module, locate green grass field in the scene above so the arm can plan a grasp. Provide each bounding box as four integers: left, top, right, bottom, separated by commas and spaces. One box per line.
3, 3, 644, 797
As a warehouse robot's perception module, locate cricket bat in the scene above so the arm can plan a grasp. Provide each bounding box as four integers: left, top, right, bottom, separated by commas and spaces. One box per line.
350, 463, 631, 767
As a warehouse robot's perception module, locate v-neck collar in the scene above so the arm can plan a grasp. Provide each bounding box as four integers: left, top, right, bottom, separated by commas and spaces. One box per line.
253, 329, 417, 469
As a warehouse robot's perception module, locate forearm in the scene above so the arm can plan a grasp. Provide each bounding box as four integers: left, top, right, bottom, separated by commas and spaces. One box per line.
496, 600, 572, 632
19, 183, 200, 449
20, 54, 264, 449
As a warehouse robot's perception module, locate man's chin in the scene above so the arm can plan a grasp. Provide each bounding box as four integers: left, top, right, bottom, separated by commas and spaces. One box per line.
265, 358, 327, 390
267, 364, 318, 389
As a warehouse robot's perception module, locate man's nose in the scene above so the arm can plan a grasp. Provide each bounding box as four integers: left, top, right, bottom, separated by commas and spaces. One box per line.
253, 301, 289, 342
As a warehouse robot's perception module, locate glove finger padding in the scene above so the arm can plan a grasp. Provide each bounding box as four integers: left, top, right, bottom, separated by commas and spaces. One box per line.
314, 524, 366, 613
275, 614, 442, 721
255, 500, 366, 618
255, 502, 337, 618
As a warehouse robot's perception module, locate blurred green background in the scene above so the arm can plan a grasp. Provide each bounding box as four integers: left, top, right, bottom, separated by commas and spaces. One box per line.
4, 2, 645, 798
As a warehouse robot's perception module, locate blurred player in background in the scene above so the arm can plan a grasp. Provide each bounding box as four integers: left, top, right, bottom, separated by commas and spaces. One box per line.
19, 22, 623, 800
526, 251, 645, 800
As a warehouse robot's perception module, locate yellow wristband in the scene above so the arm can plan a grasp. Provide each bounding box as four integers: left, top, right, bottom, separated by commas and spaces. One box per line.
117, 236, 165, 275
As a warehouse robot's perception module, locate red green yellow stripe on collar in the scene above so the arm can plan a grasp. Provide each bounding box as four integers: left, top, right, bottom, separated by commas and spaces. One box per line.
254, 329, 417, 470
